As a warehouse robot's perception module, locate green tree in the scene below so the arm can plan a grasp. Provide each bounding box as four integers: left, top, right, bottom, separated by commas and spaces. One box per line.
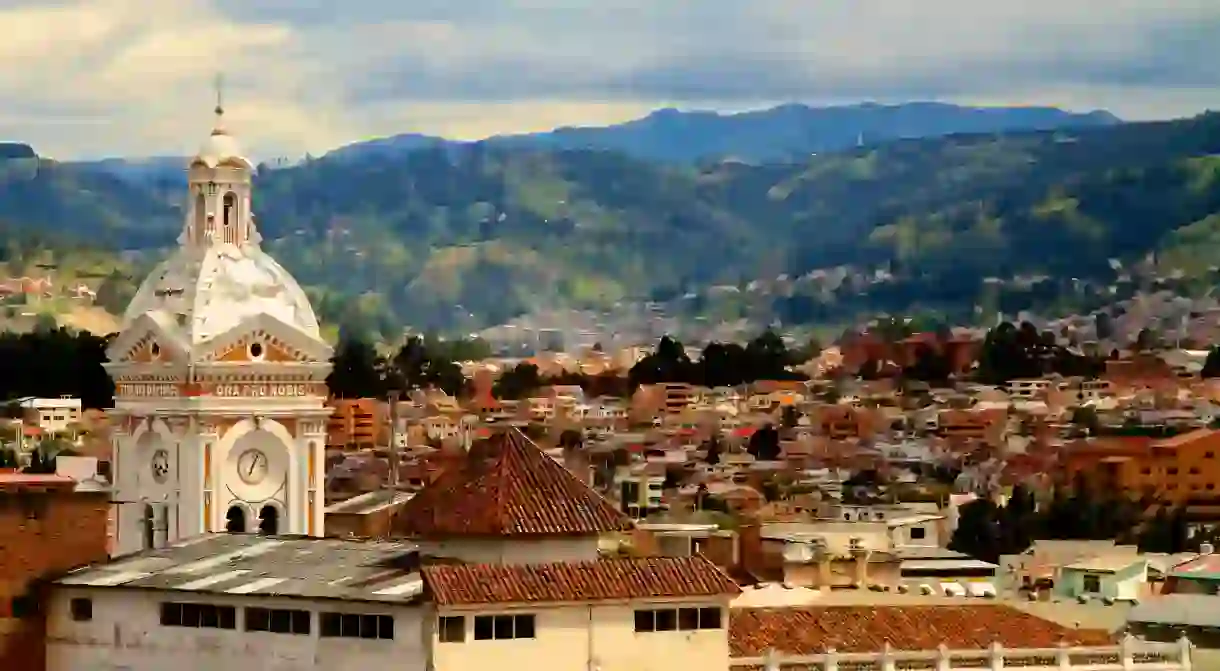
1203, 347, 1220, 378
494, 363, 543, 400
326, 332, 386, 399
1070, 406, 1101, 435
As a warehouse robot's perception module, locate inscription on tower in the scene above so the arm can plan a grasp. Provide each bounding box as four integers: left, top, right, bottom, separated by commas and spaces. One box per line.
212, 383, 315, 398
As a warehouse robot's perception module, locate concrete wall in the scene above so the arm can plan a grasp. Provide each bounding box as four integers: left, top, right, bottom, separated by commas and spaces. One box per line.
432, 600, 730, 671
416, 537, 601, 565
1057, 562, 1147, 601
45, 588, 427, 671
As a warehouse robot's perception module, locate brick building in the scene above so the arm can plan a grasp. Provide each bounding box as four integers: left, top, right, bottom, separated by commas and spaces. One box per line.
1065, 429, 1220, 519
839, 332, 980, 376
0, 472, 110, 671
327, 398, 384, 449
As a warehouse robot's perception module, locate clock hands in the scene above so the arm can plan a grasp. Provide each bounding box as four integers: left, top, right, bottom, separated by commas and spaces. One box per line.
246, 452, 262, 476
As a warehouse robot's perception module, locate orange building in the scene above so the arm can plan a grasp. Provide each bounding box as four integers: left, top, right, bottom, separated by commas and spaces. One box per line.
938, 408, 1007, 447
810, 405, 882, 440
839, 332, 980, 377
1065, 429, 1220, 518
326, 398, 384, 449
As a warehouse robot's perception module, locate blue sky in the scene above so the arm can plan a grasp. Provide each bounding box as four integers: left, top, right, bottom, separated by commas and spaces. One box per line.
1, 0, 1217, 159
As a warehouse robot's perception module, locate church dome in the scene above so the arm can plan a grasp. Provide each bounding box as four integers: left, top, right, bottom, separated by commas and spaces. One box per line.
117, 98, 322, 353
121, 244, 322, 348
192, 129, 254, 170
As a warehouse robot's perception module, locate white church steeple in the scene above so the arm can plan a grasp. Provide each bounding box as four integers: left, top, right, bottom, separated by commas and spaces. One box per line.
183, 76, 259, 248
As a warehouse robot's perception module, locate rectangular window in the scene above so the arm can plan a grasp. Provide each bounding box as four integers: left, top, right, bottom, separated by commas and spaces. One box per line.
1082, 574, 1101, 594
245, 607, 269, 631
471, 614, 535, 640
160, 602, 236, 630
636, 607, 721, 632
634, 609, 654, 632
513, 614, 535, 639
320, 612, 394, 640
493, 615, 514, 639
473, 615, 494, 640
910, 527, 927, 540
438, 616, 465, 643
10, 595, 37, 619
245, 607, 310, 635
655, 608, 676, 631
70, 597, 92, 622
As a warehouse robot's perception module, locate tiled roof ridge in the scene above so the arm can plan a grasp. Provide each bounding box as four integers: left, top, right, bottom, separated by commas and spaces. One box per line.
728, 604, 1116, 657
422, 554, 742, 605
395, 426, 633, 537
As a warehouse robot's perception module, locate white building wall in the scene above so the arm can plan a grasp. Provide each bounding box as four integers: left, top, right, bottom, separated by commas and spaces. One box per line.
113, 418, 201, 557
416, 537, 602, 565
432, 601, 730, 671
45, 588, 427, 671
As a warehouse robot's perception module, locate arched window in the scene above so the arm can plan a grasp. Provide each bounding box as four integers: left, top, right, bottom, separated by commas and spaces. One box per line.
223, 192, 237, 242
142, 504, 156, 549
225, 505, 247, 533
194, 193, 206, 240
258, 504, 279, 535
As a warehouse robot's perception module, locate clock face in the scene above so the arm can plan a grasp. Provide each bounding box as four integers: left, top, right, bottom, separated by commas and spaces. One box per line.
151, 449, 170, 483
237, 448, 269, 485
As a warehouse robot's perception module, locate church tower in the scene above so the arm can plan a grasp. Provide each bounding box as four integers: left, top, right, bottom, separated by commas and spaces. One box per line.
183, 93, 258, 248
104, 90, 333, 556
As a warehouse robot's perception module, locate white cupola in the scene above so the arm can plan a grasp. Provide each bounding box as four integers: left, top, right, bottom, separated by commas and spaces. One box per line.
182, 89, 258, 248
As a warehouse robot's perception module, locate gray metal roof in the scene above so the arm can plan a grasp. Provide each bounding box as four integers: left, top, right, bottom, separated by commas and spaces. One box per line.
1128, 594, 1220, 628
893, 546, 974, 560
57, 534, 424, 604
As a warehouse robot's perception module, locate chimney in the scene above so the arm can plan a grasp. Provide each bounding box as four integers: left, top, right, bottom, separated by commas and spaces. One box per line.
737, 522, 763, 578
849, 537, 869, 588
812, 539, 832, 589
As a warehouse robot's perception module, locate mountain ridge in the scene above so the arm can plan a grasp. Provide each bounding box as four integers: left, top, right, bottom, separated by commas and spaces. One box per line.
8, 107, 1220, 340
327, 101, 1122, 165
66, 101, 1121, 184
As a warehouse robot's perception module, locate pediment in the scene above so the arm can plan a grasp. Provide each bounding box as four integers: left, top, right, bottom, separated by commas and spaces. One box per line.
195, 312, 332, 364
106, 312, 189, 365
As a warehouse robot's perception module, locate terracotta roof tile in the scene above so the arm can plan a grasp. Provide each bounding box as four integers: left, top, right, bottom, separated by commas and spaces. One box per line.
729, 606, 1114, 656
423, 556, 742, 606
395, 428, 633, 537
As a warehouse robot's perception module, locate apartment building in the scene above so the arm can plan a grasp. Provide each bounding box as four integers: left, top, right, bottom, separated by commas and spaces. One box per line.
17, 397, 82, 437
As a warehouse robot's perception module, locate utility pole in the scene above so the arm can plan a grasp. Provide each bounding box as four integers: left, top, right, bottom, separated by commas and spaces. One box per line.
387, 390, 400, 490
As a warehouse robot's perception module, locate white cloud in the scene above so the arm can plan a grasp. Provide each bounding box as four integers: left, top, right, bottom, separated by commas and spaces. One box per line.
3, 0, 1219, 159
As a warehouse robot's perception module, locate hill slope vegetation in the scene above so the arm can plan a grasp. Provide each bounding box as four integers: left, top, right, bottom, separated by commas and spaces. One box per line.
3, 112, 1219, 335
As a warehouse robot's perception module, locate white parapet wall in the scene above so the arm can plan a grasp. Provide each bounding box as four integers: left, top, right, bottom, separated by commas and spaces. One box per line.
733, 635, 1192, 671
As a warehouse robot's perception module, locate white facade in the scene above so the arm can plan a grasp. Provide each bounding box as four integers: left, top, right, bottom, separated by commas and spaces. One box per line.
432, 602, 730, 671
104, 105, 332, 556
46, 588, 427, 671
19, 396, 83, 436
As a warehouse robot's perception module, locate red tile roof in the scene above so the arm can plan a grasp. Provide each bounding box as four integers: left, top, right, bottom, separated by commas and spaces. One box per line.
395, 427, 633, 538
729, 606, 1114, 656
423, 555, 741, 605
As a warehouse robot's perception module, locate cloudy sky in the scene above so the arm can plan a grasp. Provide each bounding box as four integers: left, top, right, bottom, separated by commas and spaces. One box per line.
2, 0, 1217, 160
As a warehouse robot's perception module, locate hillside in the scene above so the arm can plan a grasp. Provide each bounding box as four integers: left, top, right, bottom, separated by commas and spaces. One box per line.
324, 102, 1120, 165
4, 112, 1220, 335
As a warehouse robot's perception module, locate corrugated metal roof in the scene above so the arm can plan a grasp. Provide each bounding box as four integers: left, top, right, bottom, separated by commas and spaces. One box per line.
57, 534, 424, 604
